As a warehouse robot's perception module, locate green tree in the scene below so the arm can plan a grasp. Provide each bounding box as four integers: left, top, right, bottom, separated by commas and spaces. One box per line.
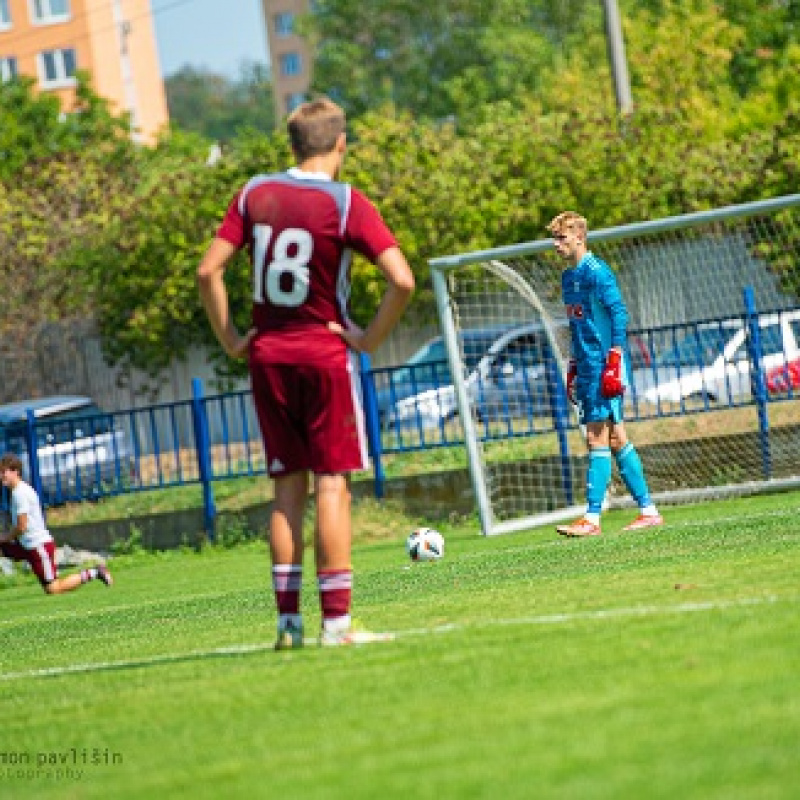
6, 0, 799, 384
720, 0, 800, 96
0, 147, 139, 337
0, 77, 137, 344
729, 41, 800, 132
58, 129, 292, 379
0, 74, 131, 179
164, 62, 276, 142
302, 0, 595, 123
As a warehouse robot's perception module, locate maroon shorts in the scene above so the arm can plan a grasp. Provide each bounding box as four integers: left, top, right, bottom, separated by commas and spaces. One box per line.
250, 352, 368, 477
1, 540, 57, 586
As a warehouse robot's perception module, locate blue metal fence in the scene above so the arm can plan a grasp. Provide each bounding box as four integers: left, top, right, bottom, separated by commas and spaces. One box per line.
1, 294, 798, 537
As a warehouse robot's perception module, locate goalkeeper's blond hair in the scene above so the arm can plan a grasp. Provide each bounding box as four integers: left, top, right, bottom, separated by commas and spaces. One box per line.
547, 211, 587, 238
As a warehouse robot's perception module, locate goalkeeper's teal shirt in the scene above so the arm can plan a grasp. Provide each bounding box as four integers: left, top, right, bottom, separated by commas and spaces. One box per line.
561, 252, 629, 392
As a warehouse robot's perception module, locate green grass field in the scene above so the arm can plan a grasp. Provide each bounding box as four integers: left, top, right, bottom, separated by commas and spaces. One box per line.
2, 491, 799, 799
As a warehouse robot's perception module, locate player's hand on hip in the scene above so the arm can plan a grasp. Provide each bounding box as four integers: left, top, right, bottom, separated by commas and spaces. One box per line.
600, 348, 625, 397
328, 320, 370, 353
566, 359, 578, 404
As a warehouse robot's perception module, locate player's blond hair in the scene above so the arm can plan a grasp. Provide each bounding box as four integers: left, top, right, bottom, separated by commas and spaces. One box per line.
287, 96, 346, 161
547, 211, 588, 238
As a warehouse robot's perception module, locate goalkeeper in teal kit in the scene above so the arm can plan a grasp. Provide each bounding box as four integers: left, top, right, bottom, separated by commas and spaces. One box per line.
548, 211, 663, 537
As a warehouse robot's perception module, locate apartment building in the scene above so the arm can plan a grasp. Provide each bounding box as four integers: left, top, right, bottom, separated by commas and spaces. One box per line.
0, 0, 168, 143
261, 0, 312, 120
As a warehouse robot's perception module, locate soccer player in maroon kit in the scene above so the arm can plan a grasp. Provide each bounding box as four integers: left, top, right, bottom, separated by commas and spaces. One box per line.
198, 97, 414, 648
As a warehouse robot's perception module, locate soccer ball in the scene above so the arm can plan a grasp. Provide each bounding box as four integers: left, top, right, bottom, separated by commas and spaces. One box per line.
406, 527, 444, 562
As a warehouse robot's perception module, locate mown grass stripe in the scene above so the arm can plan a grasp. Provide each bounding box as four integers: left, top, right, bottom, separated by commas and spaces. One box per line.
1, 593, 789, 682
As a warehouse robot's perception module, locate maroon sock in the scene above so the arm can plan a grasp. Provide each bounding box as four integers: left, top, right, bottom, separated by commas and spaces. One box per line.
272, 565, 302, 615
317, 569, 352, 621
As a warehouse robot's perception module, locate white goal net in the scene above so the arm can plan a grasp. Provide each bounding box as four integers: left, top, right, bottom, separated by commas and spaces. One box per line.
428, 194, 800, 535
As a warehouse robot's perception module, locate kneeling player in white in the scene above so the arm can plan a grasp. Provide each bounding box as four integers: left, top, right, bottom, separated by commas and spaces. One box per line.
0, 453, 112, 593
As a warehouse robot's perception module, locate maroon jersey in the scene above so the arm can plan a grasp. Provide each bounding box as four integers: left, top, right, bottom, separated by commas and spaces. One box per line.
217, 168, 397, 366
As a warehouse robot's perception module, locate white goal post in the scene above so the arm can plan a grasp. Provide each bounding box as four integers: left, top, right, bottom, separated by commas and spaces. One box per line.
429, 194, 800, 536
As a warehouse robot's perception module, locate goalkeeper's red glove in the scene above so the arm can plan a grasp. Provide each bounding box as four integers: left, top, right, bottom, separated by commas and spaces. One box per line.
566, 359, 578, 405
601, 348, 625, 397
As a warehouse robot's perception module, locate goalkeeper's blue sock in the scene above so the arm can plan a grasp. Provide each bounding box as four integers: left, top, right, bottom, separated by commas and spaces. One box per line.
586, 447, 612, 517
615, 442, 654, 510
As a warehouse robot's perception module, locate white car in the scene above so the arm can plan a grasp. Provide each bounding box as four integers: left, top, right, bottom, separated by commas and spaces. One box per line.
634, 310, 800, 408
388, 322, 566, 431
0, 395, 133, 503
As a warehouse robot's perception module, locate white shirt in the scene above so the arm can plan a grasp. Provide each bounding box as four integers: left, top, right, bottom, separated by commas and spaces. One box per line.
11, 480, 53, 549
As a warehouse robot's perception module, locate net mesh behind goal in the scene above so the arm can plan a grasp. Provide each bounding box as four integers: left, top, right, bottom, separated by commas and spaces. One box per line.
429, 195, 800, 535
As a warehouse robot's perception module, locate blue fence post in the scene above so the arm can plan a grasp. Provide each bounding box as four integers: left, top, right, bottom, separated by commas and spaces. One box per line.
191, 378, 217, 540
24, 409, 44, 512
547, 353, 575, 506
359, 352, 386, 499
743, 286, 772, 480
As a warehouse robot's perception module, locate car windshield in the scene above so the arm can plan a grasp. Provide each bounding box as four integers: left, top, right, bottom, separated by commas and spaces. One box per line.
658, 326, 738, 368
392, 332, 499, 384
40, 405, 113, 446
463, 335, 500, 371
0, 404, 113, 449
406, 340, 446, 367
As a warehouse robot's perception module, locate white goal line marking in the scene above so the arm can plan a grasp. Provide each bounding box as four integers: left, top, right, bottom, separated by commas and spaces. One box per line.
0, 594, 791, 682
397, 594, 787, 637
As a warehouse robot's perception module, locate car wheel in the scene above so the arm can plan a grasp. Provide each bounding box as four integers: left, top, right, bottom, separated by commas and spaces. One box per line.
445, 408, 484, 424
687, 391, 717, 405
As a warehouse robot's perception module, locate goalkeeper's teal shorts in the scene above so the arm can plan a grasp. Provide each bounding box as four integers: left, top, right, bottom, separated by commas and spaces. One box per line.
577, 387, 624, 425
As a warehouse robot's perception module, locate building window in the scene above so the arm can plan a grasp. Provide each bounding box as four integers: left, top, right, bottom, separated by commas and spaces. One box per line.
0, 0, 11, 29
280, 52, 302, 77
285, 92, 305, 114
37, 47, 77, 88
0, 56, 16, 81
30, 0, 70, 24
274, 12, 294, 36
